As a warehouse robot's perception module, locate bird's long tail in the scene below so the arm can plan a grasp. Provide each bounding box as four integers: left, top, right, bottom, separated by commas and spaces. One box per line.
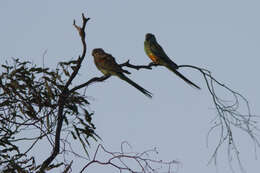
117, 73, 153, 98
166, 64, 201, 89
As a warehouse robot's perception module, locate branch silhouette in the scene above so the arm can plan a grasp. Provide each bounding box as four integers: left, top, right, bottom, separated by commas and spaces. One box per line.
177, 65, 259, 169
80, 142, 179, 173
40, 13, 90, 172
124, 61, 260, 171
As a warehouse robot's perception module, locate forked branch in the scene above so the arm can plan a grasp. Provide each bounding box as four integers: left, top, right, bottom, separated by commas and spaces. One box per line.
178, 64, 260, 172
80, 142, 179, 173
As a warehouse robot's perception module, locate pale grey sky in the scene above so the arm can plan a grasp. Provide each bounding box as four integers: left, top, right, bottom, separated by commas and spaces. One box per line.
1, 0, 260, 172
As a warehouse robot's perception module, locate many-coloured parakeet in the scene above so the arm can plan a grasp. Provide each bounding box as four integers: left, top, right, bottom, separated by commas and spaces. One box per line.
92, 48, 152, 98
144, 33, 200, 89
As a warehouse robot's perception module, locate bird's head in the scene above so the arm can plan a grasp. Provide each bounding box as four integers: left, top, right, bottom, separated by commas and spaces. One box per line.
92, 48, 105, 57
145, 33, 156, 41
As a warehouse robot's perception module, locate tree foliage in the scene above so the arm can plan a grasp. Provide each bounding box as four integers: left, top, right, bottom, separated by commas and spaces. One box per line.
0, 57, 99, 172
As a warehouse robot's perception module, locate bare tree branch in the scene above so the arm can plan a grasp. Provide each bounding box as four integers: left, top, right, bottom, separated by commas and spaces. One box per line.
80, 143, 179, 173
178, 64, 260, 172
70, 75, 110, 93
120, 60, 159, 70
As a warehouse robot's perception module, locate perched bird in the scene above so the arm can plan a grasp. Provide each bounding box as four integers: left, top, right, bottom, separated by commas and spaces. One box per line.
144, 33, 200, 89
92, 48, 152, 98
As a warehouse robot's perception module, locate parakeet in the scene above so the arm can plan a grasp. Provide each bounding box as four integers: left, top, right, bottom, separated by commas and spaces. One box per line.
92, 48, 152, 98
144, 33, 200, 89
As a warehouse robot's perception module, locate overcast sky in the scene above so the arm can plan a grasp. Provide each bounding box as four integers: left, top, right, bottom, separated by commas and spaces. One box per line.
1, 0, 260, 172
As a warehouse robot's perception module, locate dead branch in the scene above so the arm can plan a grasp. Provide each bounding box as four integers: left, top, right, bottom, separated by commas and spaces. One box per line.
70, 75, 110, 93
80, 142, 179, 173
120, 60, 159, 70
178, 64, 260, 172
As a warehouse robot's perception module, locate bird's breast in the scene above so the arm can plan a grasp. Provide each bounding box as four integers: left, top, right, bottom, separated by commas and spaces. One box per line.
148, 53, 159, 63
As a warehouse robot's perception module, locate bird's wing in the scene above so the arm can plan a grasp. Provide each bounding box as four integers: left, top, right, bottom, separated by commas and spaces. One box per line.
99, 54, 124, 73
149, 40, 168, 60
149, 40, 178, 68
